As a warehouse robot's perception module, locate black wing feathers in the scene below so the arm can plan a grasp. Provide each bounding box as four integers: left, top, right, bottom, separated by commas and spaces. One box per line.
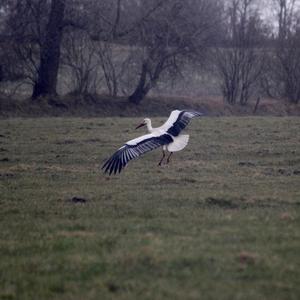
167, 111, 203, 137
102, 134, 173, 175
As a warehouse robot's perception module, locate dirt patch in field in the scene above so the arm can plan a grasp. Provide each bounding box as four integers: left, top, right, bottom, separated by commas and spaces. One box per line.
202, 196, 300, 210
56, 230, 96, 238
1, 94, 299, 117
2, 163, 94, 173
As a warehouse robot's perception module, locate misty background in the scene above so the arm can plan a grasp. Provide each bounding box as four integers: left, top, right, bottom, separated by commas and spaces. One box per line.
0, 0, 300, 108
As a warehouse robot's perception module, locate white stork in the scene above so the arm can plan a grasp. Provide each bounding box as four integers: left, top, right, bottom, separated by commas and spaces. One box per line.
102, 110, 203, 175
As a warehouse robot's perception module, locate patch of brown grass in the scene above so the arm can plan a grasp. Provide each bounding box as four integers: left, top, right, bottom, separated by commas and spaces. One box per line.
279, 212, 294, 221
56, 231, 96, 238
237, 251, 259, 266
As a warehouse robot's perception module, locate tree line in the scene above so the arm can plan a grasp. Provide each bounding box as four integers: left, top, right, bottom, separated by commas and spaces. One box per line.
0, 0, 299, 105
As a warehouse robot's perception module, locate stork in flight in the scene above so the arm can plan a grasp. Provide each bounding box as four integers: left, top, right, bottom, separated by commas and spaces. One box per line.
102, 110, 203, 175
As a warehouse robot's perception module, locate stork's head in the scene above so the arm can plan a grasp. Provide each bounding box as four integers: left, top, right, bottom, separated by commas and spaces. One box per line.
135, 118, 151, 129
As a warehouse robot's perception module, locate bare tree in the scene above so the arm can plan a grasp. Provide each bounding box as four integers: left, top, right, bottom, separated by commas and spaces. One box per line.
215, 0, 267, 105
127, 0, 222, 104
32, 0, 66, 99
87, 0, 169, 99
62, 0, 163, 97
1, 0, 49, 88
267, 0, 300, 103
61, 30, 100, 95
2, 0, 86, 99
0, 2, 7, 83
95, 41, 131, 97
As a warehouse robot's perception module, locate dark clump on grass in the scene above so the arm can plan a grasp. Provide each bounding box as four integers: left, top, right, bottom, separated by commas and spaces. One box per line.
106, 282, 122, 293
0, 157, 9, 162
238, 161, 256, 167
68, 196, 88, 204
0, 172, 16, 179
83, 138, 102, 143
55, 139, 77, 145
278, 168, 291, 176
263, 168, 294, 176
204, 197, 239, 209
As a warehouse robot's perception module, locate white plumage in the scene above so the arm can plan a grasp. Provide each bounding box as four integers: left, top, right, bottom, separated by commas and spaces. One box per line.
166, 134, 190, 152
102, 110, 203, 175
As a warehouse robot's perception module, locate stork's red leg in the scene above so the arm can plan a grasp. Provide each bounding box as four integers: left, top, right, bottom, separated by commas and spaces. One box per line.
166, 152, 173, 164
158, 150, 166, 166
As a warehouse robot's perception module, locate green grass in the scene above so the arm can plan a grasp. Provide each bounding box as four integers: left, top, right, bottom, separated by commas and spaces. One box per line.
0, 116, 300, 300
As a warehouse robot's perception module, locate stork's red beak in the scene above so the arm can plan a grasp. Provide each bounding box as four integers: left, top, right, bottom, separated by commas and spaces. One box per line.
135, 122, 146, 129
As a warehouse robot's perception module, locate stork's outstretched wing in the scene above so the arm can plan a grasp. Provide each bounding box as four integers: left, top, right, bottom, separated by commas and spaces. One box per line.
161, 110, 203, 137
102, 133, 173, 175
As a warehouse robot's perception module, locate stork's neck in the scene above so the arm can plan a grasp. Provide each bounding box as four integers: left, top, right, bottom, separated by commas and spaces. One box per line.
146, 119, 153, 133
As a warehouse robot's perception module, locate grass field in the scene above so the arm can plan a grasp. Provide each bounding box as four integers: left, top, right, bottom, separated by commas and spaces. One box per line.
0, 116, 300, 300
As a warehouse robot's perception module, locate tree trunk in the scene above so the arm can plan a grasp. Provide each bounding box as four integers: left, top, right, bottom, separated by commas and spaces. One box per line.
253, 96, 260, 114
128, 62, 150, 104
0, 65, 3, 82
32, 0, 65, 99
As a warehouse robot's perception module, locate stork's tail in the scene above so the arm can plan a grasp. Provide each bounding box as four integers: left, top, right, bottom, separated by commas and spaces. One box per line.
167, 134, 189, 152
